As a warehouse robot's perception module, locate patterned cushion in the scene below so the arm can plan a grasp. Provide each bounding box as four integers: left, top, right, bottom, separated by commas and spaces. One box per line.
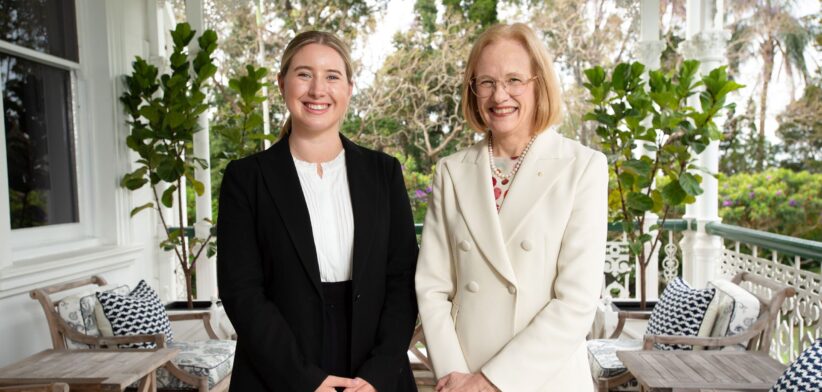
587, 338, 643, 378
155, 340, 236, 389
770, 338, 822, 392
97, 280, 173, 348
707, 280, 760, 340
56, 284, 129, 349
84, 285, 130, 337
645, 278, 715, 350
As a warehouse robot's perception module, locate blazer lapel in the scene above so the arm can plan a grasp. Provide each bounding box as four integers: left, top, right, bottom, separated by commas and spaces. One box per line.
341, 135, 375, 286
498, 130, 575, 243
446, 143, 517, 285
257, 137, 323, 299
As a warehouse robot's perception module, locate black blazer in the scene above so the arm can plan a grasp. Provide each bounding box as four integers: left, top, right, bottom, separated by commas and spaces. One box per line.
217, 135, 419, 392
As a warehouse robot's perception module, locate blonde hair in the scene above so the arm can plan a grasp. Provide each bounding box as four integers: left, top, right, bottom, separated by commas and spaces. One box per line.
278, 31, 354, 139
461, 23, 562, 135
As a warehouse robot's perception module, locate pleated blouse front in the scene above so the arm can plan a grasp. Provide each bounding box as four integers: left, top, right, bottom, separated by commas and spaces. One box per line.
292, 150, 354, 282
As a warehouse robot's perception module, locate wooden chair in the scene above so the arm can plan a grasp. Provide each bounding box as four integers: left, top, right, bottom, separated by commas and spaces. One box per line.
30, 276, 231, 392
593, 272, 796, 391
0, 384, 69, 392
408, 322, 436, 386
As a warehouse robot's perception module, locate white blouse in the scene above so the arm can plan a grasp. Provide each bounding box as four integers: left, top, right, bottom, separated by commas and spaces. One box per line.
292, 150, 354, 282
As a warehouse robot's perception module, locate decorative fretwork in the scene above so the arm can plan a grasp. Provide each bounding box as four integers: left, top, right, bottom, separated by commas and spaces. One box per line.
718, 241, 822, 363
604, 235, 632, 298
603, 229, 682, 300
661, 231, 680, 284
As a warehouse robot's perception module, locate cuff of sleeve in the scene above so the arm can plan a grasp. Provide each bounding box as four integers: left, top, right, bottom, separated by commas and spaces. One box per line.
481, 363, 518, 392
357, 356, 403, 392
294, 366, 327, 392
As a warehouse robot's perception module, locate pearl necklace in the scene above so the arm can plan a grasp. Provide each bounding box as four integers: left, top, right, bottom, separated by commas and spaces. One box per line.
488, 133, 537, 180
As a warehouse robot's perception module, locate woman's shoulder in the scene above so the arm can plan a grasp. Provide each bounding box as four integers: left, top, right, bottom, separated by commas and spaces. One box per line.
437, 140, 485, 166
344, 139, 399, 169
553, 132, 607, 165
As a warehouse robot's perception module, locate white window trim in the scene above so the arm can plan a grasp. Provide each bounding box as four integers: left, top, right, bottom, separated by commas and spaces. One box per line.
0, 41, 80, 71
0, 7, 96, 259
0, 0, 140, 295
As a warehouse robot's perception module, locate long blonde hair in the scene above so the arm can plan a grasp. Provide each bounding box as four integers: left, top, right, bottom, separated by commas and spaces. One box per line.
461, 23, 562, 134
278, 31, 354, 139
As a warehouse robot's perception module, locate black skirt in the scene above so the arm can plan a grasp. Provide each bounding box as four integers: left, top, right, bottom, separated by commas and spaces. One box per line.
321, 280, 353, 381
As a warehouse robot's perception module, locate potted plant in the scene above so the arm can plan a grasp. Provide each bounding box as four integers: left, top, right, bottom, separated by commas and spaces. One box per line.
120, 22, 218, 309
583, 60, 742, 309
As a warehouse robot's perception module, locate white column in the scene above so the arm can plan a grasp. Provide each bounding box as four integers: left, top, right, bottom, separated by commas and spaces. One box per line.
636, 0, 665, 300
185, 0, 217, 300
679, 0, 727, 289
144, 0, 179, 301
257, 0, 272, 148
0, 78, 11, 270
637, 0, 666, 70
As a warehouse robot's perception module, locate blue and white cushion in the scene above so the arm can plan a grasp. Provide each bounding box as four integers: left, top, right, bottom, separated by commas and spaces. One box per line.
56, 284, 129, 349
770, 338, 822, 392
706, 279, 760, 350
645, 277, 715, 350
97, 280, 173, 348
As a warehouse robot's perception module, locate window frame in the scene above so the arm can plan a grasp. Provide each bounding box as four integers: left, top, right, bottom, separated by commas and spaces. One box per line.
0, 1, 99, 262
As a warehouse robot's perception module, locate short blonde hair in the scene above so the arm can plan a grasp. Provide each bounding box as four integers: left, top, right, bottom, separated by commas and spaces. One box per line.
278, 31, 354, 139
461, 23, 562, 134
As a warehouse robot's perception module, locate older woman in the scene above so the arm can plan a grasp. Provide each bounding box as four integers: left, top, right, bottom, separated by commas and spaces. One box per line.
218, 31, 418, 392
416, 23, 607, 392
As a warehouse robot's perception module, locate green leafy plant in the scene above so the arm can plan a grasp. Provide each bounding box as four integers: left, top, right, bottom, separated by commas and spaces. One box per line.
213, 64, 272, 162
583, 60, 743, 308
119, 23, 218, 309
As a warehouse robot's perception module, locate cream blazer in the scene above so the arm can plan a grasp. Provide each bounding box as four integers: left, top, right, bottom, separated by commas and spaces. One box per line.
415, 130, 607, 391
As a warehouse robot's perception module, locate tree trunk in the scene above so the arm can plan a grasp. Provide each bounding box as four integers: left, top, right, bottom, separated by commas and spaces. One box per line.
758, 37, 775, 138
639, 253, 647, 310
184, 270, 194, 309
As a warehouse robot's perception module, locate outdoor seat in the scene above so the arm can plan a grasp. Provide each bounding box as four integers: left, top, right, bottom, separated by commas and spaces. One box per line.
589, 272, 796, 391
29, 275, 233, 392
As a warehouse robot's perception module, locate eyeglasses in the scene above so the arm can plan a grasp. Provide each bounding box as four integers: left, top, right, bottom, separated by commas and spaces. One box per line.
470, 75, 538, 98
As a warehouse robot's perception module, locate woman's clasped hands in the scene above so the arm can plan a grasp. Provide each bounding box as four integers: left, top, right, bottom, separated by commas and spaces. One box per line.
436, 372, 499, 392
314, 376, 376, 392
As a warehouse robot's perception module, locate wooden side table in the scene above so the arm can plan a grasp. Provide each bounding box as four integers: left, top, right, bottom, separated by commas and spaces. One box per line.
617, 350, 786, 392
0, 348, 179, 392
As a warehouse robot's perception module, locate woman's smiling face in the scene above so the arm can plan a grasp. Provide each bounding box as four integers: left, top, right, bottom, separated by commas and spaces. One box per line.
474, 38, 537, 139
278, 43, 353, 136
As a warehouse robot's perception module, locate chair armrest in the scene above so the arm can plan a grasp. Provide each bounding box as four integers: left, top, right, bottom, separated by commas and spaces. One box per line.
168, 312, 220, 339
642, 329, 762, 350
56, 317, 166, 348
642, 312, 770, 350
97, 333, 167, 349
609, 310, 653, 339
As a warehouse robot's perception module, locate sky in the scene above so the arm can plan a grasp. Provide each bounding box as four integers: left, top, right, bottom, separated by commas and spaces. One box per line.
354, 0, 416, 88
359, 0, 820, 142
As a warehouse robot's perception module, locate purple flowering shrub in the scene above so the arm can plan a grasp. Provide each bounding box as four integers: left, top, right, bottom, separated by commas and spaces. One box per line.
719, 168, 822, 241
395, 154, 434, 223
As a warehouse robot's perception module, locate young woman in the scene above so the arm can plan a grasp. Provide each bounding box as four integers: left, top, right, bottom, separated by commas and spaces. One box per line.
416, 23, 608, 392
218, 31, 419, 392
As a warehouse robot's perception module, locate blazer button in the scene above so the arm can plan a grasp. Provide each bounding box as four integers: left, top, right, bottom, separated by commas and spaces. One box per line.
458, 240, 473, 252
466, 281, 480, 293
354, 293, 361, 302
508, 285, 517, 295
521, 240, 533, 251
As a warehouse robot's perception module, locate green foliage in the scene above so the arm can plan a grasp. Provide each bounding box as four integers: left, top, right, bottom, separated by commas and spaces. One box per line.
720, 97, 778, 174
719, 169, 822, 241
396, 154, 435, 223
354, 6, 479, 170
583, 59, 743, 306
119, 23, 218, 307
776, 81, 822, 173
212, 65, 272, 163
